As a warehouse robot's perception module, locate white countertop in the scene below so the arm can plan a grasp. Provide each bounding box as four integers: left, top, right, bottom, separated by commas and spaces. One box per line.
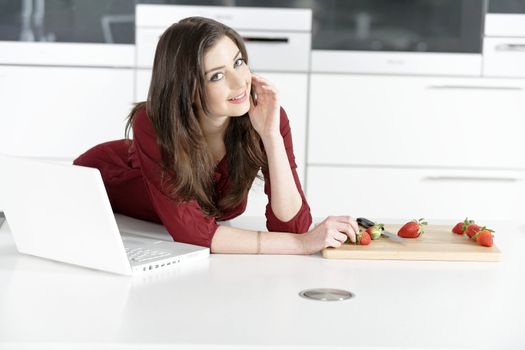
1, 217, 524, 349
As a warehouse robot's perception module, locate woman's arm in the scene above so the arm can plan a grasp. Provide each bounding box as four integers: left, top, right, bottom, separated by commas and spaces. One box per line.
262, 134, 302, 221
248, 74, 302, 221
211, 216, 359, 254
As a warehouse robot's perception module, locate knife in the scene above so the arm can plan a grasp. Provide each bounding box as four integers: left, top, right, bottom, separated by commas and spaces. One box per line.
356, 217, 405, 244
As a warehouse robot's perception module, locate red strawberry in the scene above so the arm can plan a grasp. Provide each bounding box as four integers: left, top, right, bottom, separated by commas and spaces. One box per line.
452, 218, 475, 235
356, 231, 371, 245
398, 218, 427, 238
366, 223, 384, 240
452, 223, 464, 234
465, 223, 481, 238
472, 227, 494, 247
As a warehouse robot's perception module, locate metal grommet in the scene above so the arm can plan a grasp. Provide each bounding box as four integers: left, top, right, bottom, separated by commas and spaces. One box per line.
299, 288, 354, 301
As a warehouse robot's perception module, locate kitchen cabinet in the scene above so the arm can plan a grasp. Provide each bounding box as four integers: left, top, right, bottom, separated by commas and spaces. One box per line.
307, 166, 525, 221
306, 73, 525, 221
308, 74, 525, 169
0, 65, 134, 159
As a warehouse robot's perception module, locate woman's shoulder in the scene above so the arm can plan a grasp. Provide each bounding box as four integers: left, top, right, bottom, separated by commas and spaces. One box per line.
132, 104, 156, 138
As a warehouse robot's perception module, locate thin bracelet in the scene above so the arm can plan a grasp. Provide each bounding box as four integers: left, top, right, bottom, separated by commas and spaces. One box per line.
256, 230, 261, 254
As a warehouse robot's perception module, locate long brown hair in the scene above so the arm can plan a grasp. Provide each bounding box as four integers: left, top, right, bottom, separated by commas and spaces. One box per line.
125, 17, 267, 218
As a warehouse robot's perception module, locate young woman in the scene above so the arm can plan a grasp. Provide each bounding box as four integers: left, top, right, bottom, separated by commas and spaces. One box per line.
74, 17, 358, 254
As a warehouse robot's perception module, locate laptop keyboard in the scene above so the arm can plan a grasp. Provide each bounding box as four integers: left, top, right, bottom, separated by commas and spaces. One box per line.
125, 247, 171, 263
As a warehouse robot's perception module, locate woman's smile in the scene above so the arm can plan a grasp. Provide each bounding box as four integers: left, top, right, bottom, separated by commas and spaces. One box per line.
228, 90, 248, 104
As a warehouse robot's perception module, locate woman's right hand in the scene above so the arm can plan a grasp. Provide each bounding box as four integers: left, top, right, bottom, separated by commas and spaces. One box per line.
301, 216, 359, 254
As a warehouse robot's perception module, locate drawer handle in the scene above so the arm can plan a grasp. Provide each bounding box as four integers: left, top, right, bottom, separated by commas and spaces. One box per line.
242, 36, 289, 44
495, 44, 525, 52
423, 176, 523, 183
427, 85, 522, 91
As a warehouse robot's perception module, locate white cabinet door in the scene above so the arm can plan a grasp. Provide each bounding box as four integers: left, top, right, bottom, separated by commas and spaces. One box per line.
135, 69, 150, 101
0, 66, 134, 160
307, 166, 525, 221
308, 74, 525, 169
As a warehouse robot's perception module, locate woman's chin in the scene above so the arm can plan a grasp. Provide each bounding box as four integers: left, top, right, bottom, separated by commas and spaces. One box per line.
229, 103, 250, 117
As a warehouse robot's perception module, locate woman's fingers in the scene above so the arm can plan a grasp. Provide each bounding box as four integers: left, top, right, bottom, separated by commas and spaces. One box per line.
326, 237, 342, 248
252, 74, 277, 92
332, 222, 356, 243
331, 215, 359, 235
331, 230, 349, 244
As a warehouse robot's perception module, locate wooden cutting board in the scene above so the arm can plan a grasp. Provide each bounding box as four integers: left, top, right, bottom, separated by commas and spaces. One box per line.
322, 224, 502, 262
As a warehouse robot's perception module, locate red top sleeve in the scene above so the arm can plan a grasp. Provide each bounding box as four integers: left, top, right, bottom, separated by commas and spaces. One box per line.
130, 109, 219, 248
262, 108, 312, 233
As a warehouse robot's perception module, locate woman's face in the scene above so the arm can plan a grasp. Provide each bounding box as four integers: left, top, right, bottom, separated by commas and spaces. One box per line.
202, 35, 252, 119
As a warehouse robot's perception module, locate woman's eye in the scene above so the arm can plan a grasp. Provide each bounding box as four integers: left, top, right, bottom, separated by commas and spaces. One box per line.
234, 58, 244, 67
210, 72, 224, 81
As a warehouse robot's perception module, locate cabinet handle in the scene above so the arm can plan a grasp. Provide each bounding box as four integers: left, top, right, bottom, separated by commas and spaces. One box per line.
422, 176, 523, 183
242, 36, 289, 44
427, 85, 522, 91
495, 44, 525, 52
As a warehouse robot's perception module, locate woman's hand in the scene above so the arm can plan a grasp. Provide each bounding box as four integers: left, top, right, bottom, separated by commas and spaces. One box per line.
301, 216, 359, 254
248, 74, 281, 140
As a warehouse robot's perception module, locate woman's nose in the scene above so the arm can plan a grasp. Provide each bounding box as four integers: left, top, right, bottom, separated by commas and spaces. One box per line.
229, 70, 247, 90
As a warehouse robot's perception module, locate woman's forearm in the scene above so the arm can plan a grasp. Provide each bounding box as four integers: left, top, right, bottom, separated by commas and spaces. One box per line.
262, 135, 303, 221
211, 225, 306, 254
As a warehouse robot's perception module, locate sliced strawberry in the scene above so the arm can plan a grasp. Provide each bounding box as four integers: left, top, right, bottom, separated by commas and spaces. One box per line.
366, 223, 384, 240
356, 231, 371, 245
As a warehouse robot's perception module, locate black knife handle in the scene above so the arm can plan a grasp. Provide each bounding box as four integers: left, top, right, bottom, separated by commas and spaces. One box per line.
356, 217, 375, 229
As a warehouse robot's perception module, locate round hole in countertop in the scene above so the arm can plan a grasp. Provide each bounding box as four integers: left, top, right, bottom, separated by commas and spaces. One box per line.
298, 288, 354, 301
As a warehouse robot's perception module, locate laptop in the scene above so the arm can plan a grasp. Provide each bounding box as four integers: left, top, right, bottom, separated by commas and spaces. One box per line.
0, 154, 209, 275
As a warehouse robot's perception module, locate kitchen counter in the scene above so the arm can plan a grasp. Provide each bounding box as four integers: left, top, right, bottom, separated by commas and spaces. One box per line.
0, 217, 524, 349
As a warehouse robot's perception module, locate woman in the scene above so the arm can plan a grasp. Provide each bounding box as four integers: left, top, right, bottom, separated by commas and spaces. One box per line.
74, 16, 358, 254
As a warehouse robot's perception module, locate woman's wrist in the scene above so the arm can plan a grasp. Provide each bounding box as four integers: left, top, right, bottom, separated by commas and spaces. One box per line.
260, 133, 283, 150
300, 232, 312, 255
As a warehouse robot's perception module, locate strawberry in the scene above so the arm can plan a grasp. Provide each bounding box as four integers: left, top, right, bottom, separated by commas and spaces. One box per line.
398, 218, 427, 238
452, 218, 475, 235
451, 223, 464, 234
366, 223, 384, 240
356, 230, 371, 245
472, 227, 494, 247
465, 223, 481, 238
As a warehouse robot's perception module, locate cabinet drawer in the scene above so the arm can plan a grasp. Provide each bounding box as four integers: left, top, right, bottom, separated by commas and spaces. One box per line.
136, 28, 310, 72
308, 74, 525, 169
483, 37, 525, 78
306, 166, 525, 221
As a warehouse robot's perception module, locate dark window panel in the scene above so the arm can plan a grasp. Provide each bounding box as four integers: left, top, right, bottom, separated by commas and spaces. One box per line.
488, 0, 525, 13
0, 0, 134, 44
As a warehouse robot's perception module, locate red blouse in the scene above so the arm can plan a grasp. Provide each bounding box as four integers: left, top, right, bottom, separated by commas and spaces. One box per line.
73, 107, 312, 248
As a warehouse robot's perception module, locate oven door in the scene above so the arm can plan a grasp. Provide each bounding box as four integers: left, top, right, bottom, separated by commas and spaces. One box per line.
310, 0, 485, 75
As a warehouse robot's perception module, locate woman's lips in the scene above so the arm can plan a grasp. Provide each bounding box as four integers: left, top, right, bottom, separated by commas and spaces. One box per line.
228, 91, 247, 104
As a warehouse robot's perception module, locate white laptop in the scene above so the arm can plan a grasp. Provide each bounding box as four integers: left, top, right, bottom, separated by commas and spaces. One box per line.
0, 154, 209, 275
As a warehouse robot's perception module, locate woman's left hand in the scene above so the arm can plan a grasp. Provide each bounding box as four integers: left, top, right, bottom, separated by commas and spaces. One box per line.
248, 74, 281, 140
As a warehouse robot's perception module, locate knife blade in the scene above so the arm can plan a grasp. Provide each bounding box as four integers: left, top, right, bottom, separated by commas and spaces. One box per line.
356, 217, 406, 244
